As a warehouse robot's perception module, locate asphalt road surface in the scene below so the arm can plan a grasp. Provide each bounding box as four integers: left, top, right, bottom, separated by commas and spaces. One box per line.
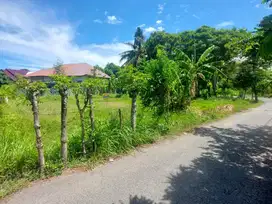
2, 100, 272, 204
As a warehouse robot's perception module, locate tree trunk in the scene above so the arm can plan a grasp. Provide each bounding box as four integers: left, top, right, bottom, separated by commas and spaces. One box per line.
253, 84, 258, 103
88, 90, 95, 133
196, 80, 200, 98
243, 89, 247, 99
131, 92, 137, 131
60, 89, 68, 166
75, 94, 86, 155
30, 92, 45, 174
252, 62, 258, 103
212, 74, 217, 96
79, 111, 86, 155
119, 108, 122, 129
190, 80, 196, 98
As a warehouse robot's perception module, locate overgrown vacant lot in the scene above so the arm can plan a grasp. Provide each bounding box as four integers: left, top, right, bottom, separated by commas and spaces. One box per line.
0, 95, 261, 197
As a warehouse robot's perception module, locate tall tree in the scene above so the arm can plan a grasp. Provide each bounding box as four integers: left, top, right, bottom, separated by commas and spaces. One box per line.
118, 65, 146, 131
72, 83, 89, 155
51, 62, 72, 166
233, 63, 254, 98
120, 27, 145, 67
83, 77, 107, 142
16, 78, 47, 174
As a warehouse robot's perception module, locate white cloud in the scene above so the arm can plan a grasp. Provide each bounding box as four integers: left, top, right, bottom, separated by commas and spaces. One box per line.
156, 20, 163, 24
93, 19, 103, 24
144, 27, 157, 34
216, 21, 235, 28
138, 24, 146, 28
107, 15, 122, 24
192, 14, 200, 19
0, 1, 129, 69
255, 4, 260, 8
144, 26, 164, 34
157, 26, 164, 31
158, 3, 166, 14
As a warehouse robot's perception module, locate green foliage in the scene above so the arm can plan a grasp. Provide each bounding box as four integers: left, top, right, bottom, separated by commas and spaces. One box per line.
117, 65, 147, 96
0, 84, 16, 98
259, 15, 272, 58
83, 77, 108, 92
175, 45, 222, 98
0, 70, 10, 87
16, 77, 47, 100
141, 49, 186, 114
51, 75, 72, 93
104, 63, 121, 77
233, 63, 255, 92
256, 69, 272, 96
145, 26, 251, 62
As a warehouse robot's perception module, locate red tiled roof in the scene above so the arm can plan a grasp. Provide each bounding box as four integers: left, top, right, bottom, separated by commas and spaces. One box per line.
4, 69, 29, 81
26, 63, 110, 78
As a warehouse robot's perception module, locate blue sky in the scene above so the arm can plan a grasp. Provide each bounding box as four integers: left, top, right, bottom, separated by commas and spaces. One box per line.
0, 0, 271, 70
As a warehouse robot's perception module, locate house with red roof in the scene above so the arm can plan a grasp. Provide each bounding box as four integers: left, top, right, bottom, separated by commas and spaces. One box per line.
26, 63, 109, 82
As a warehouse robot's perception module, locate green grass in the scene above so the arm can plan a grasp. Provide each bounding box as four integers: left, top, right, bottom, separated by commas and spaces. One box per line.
0, 95, 262, 198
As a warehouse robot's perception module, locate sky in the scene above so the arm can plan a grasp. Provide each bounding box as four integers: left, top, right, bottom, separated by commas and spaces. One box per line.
0, 0, 271, 70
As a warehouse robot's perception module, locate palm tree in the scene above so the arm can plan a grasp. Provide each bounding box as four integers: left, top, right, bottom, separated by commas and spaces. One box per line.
120, 27, 145, 67
176, 45, 223, 98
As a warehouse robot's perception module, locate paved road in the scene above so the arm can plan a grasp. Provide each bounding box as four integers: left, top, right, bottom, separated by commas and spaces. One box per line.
2, 100, 272, 204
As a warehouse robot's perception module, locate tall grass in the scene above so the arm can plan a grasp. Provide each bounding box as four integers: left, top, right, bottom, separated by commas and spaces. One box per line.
0, 95, 261, 197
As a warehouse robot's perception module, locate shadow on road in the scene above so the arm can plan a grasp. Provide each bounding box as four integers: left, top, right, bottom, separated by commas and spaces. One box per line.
163, 124, 272, 204
118, 195, 157, 204
118, 125, 272, 204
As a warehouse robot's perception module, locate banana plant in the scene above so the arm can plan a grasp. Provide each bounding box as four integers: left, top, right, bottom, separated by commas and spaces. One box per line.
175, 45, 225, 98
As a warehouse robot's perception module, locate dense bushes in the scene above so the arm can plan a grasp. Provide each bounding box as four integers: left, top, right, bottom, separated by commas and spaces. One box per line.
141, 49, 187, 115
